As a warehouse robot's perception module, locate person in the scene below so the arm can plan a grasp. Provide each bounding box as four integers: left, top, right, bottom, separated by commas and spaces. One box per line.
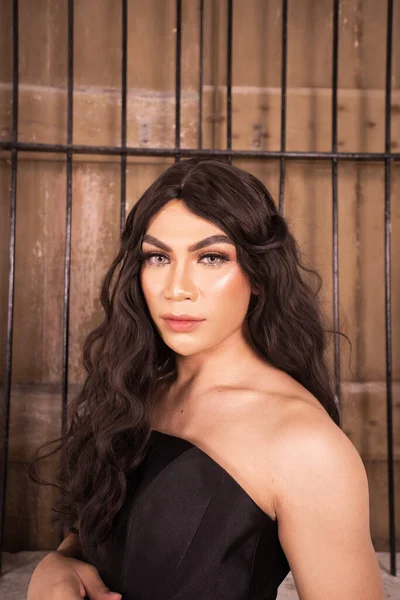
27, 158, 384, 600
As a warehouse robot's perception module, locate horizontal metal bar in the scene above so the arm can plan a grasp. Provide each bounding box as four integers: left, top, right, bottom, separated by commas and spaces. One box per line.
0, 141, 399, 161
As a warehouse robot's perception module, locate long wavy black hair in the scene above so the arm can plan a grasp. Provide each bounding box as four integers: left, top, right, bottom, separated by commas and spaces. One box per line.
28, 157, 345, 566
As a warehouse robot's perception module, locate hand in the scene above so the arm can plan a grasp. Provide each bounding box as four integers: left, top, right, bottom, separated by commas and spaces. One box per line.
27, 551, 122, 600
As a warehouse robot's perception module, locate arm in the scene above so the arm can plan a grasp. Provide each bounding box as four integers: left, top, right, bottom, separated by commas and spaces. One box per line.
271, 402, 384, 600
27, 530, 122, 600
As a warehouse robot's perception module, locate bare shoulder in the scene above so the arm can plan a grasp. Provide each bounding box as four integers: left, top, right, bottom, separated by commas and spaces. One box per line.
268, 395, 361, 481
255, 394, 365, 507
253, 396, 383, 599
191, 388, 339, 519
202, 389, 362, 520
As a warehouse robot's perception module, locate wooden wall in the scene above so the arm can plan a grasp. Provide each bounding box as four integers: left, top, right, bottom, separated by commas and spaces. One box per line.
0, 0, 399, 551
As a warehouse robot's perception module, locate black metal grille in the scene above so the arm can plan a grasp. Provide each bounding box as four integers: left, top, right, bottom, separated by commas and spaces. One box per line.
0, 0, 397, 578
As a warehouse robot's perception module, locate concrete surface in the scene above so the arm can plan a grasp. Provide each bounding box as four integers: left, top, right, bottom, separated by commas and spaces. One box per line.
0, 551, 399, 599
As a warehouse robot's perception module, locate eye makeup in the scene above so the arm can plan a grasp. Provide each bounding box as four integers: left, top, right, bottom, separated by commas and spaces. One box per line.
139, 250, 230, 268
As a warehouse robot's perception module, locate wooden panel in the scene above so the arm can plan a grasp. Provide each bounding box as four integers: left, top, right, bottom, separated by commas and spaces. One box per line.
1, 0, 400, 91
69, 161, 121, 382
18, 0, 68, 87
365, 458, 400, 552
341, 382, 400, 461
0, 0, 12, 83
1, 84, 398, 151
8, 160, 66, 383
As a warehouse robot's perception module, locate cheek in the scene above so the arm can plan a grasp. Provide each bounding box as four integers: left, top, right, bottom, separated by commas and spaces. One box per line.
139, 270, 157, 308
207, 267, 252, 314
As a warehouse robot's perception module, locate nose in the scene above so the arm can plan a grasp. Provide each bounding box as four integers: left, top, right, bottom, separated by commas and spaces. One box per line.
164, 261, 198, 301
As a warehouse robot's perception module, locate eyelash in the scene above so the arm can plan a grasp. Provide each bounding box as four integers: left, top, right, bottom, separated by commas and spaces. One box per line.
139, 251, 230, 268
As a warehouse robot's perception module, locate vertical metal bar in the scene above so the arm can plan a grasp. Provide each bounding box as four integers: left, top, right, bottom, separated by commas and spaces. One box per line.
120, 0, 128, 231
198, 0, 204, 150
384, 0, 396, 578
331, 0, 341, 410
0, 0, 19, 574
60, 0, 74, 543
175, 0, 182, 162
278, 0, 288, 216
226, 0, 233, 164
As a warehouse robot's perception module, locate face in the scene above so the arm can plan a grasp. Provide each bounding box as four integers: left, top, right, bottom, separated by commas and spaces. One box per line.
139, 199, 254, 356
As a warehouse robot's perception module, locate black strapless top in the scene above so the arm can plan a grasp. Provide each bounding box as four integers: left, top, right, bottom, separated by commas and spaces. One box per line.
84, 430, 291, 600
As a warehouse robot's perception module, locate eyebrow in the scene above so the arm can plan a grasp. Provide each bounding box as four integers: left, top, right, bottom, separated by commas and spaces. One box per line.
142, 234, 234, 253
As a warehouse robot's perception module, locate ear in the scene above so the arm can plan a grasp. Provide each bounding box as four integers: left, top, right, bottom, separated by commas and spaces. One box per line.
251, 287, 260, 296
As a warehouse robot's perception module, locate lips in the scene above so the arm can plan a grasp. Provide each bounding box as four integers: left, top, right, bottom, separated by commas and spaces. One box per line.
161, 314, 204, 322
161, 315, 205, 332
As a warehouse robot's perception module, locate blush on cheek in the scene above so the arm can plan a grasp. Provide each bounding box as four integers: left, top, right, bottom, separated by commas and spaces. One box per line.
209, 267, 249, 296
206, 270, 252, 324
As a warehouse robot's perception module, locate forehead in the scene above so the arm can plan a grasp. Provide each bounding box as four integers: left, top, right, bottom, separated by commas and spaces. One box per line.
145, 200, 226, 238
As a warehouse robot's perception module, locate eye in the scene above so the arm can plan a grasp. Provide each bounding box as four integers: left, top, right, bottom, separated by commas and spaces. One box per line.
139, 252, 167, 267
139, 251, 229, 268
198, 252, 229, 267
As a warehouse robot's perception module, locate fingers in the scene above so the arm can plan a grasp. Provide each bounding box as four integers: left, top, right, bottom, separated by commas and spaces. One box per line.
76, 564, 122, 600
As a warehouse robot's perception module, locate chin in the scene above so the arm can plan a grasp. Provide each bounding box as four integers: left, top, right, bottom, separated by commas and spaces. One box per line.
163, 339, 205, 357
